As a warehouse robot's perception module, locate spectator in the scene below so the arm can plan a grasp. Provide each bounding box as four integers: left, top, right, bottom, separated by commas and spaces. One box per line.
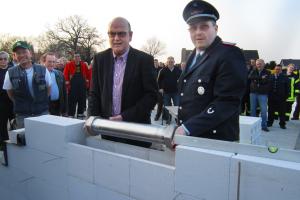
0, 51, 14, 148
249, 59, 271, 132
41, 53, 68, 116
3, 41, 51, 128
157, 56, 181, 124
267, 65, 289, 129
64, 53, 90, 119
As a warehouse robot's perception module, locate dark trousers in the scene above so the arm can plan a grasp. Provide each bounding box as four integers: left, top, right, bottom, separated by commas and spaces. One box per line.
268, 99, 286, 126
162, 92, 179, 120
286, 101, 294, 121
68, 74, 86, 117
155, 92, 163, 120
293, 95, 300, 119
0, 102, 14, 148
49, 100, 60, 116
240, 94, 250, 115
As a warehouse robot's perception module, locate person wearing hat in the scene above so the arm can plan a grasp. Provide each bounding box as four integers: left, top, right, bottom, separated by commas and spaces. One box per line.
175, 0, 247, 141
2, 41, 52, 128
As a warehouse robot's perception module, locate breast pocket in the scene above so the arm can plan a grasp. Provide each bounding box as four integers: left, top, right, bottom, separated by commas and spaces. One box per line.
35, 75, 47, 91
191, 76, 210, 97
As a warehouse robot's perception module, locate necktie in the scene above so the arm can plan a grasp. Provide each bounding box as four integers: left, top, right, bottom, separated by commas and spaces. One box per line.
187, 53, 202, 73
195, 53, 202, 64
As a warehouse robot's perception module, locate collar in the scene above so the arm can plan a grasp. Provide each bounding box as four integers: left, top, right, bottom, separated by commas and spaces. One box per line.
113, 47, 130, 61
195, 49, 205, 56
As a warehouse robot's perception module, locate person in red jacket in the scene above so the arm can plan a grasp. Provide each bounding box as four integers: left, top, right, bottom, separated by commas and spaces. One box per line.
64, 53, 90, 118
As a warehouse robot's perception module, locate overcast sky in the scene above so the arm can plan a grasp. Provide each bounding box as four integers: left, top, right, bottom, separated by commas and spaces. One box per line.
1, 0, 300, 63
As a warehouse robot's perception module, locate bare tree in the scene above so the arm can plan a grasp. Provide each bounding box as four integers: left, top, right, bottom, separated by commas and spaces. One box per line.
45, 15, 105, 62
0, 34, 22, 55
141, 37, 166, 57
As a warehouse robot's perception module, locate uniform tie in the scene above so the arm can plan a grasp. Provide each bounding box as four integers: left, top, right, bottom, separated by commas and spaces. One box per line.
187, 52, 202, 73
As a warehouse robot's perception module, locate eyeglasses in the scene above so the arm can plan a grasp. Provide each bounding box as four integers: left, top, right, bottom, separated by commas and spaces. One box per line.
0, 57, 8, 61
107, 31, 128, 38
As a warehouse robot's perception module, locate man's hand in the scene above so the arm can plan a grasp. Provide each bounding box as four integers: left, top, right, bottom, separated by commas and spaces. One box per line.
175, 126, 186, 135
159, 89, 164, 94
109, 115, 123, 121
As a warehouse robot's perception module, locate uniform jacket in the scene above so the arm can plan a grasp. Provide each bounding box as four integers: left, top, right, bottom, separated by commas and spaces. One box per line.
286, 72, 300, 102
268, 73, 289, 101
177, 36, 247, 141
88, 47, 157, 124
248, 68, 271, 94
63, 60, 90, 91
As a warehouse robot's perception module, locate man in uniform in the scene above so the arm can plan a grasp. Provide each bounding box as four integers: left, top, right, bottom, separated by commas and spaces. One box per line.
175, 0, 247, 141
267, 65, 289, 129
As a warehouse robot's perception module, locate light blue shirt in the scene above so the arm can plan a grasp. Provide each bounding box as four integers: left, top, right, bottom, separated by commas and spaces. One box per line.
50, 70, 59, 101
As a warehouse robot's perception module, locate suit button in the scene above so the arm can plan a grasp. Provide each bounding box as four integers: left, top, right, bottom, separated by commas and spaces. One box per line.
198, 79, 202, 83
213, 130, 217, 134
179, 106, 182, 110
179, 120, 183, 123
184, 79, 186, 83
180, 93, 184, 96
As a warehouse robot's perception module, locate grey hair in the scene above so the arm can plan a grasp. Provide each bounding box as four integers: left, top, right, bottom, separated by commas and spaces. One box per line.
0, 51, 9, 59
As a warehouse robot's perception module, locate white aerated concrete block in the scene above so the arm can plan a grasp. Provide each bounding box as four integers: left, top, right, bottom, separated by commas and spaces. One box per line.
0, 164, 33, 199
175, 145, 233, 200
130, 158, 175, 200
95, 185, 132, 200
25, 177, 68, 200
6, 144, 67, 188
86, 136, 116, 152
68, 176, 97, 200
67, 143, 94, 183
114, 142, 149, 160
0, 186, 12, 200
149, 148, 175, 166
239, 116, 261, 144
7, 144, 58, 173
94, 148, 130, 196
25, 115, 86, 156
231, 154, 300, 200
173, 193, 202, 200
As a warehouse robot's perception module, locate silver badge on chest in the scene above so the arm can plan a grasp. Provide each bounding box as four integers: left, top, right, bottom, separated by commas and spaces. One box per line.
197, 86, 205, 95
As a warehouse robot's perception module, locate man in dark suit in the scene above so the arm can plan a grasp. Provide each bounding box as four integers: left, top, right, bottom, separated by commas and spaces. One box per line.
88, 17, 157, 146
175, 0, 247, 142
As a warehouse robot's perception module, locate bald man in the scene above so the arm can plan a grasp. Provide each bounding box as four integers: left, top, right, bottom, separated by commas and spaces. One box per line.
88, 17, 157, 147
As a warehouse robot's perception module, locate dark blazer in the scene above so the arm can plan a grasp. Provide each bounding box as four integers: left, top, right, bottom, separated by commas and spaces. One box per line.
177, 36, 247, 141
268, 73, 289, 101
88, 47, 157, 124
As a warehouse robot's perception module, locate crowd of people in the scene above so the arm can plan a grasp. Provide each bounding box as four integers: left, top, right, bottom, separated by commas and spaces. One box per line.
241, 59, 300, 131
0, 42, 92, 150
1, 0, 300, 152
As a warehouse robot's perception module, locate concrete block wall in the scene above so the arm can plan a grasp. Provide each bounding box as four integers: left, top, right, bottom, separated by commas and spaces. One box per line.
67, 143, 176, 200
1, 115, 300, 200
